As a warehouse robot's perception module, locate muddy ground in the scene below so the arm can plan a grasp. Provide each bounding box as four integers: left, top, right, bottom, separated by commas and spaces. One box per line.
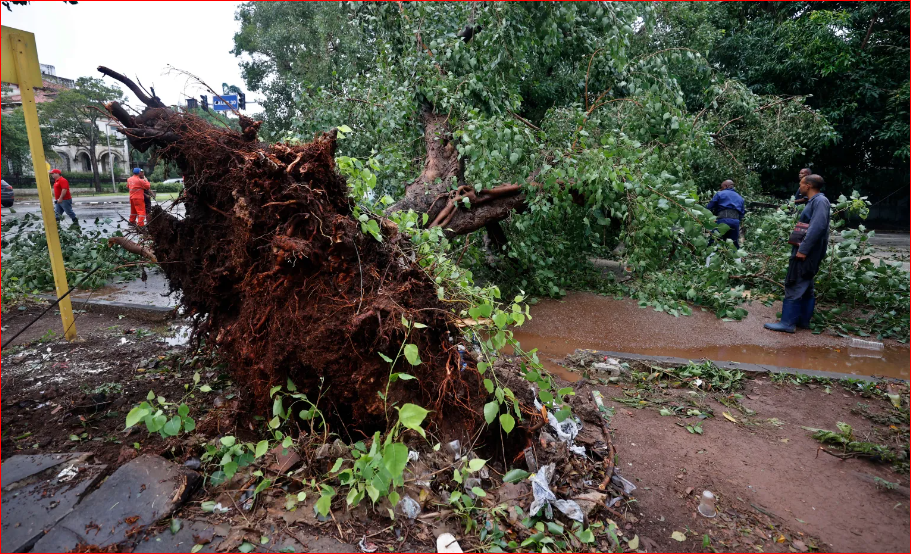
2, 306, 909, 552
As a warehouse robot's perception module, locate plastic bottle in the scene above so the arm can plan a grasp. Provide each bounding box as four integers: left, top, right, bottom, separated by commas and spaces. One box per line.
851, 338, 884, 351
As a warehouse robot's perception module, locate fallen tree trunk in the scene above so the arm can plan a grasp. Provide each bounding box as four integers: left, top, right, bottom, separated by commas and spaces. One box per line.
99, 67, 486, 440
387, 110, 526, 237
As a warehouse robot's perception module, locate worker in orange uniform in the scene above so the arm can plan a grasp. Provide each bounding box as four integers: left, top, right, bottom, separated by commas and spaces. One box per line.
127, 168, 151, 226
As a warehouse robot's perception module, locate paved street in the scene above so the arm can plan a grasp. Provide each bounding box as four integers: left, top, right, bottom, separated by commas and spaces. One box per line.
1, 196, 184, 236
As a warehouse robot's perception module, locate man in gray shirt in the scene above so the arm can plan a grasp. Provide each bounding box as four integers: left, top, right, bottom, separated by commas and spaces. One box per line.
765, 174, 830, 333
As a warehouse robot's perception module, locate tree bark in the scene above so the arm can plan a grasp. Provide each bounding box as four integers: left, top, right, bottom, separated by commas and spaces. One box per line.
387, 110, 526, 237
89, 133, 102, 192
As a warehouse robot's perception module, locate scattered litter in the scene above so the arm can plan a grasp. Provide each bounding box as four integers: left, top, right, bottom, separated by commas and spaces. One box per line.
671, 531, 687, 541
611, 472, 637, 495
850, 338, 883, 351
592, 357, 622, 378
397, 495, 421, 519
55, 465, 78, 482
358, 536, 378, 553
408, 450, 420, 462
529, 463, 584, 522
437, 533, 463, 553
446, 440, 461, 461
183, 458, 201, 470
535, 397, 585, 455
698, 490, 717, 518
722, 411, 738, 423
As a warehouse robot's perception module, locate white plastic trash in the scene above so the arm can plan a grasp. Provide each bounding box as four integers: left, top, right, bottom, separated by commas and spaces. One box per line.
698, 490, 716, 518
851, 338, 884, 351
437, 533, 463, 553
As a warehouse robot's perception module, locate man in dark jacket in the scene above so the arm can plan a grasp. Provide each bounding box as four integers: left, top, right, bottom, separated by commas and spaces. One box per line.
706, 179, 745, 248
793, 168, 811, 205
765, 174, 830, 333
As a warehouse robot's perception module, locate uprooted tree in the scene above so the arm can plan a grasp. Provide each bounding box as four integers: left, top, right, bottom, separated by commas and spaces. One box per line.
98, 67, 510, 442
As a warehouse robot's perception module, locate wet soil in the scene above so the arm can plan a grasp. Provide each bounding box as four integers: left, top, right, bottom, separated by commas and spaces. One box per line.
514, 293, 910, 379
1, 306, 188, 465
579, 373, 911, 553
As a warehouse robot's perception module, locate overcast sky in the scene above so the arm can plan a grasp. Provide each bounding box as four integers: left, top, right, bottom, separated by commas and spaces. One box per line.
4, 1, 261, 113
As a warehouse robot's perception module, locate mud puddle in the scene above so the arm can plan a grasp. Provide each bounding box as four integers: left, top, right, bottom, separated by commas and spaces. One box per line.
512, 293, 909, 380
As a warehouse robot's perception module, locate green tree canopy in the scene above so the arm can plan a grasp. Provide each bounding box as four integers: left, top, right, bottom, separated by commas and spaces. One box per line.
39, 77, 124, 191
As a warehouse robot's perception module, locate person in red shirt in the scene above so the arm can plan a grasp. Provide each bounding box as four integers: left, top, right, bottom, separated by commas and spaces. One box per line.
50, 168, 78, 225
127, 168, 151, 226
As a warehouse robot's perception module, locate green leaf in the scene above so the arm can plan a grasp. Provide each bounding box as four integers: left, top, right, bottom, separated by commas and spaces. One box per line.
192, 372, 200, 384
382, 443, 409, 478
224, 461, 238, 479
200, 500, 217, 512
238, 542, 255, 553
269, 416, 281, 429
273, 396, 284, 419
330, 458, 344, 473
147, 390, 155, 401
477, 362, 489, 374
471, 486, 487, 497
577, 528, 595, 543
483, 401, 499, 424
177, 403, 190, 418
191, 545, 203, 553
254, 478, 272, 496
396, 373, 416, 381
397, 403, 429, 437
483, 379, 494, 394
270, 385, 282, 397
378, 352, 393, 363
162, 416, 182, 437
467, 458, 487, 472
220, 436, 236, 447
503, 469, 530, 483
403, 344, 421, 366
255, 440, 269, 458
199, 385, 212, 393
125, 406, 149, 428
538, 389, 554, 403
499, 413, 516, 434
315, 493, 333, 517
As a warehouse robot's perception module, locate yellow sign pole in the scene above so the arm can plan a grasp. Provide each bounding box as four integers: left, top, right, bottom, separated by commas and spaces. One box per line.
2, 26, 77, 340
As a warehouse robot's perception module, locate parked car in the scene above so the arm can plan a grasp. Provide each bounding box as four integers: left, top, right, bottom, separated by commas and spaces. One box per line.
162, 177, 184, 184
1, 180, 14, 208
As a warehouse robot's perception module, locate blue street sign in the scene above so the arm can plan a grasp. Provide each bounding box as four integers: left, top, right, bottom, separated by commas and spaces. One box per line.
212, 94, 238, 111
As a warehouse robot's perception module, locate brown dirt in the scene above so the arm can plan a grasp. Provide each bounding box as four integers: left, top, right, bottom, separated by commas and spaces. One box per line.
1, 306, 186, 465
98, 71, 488, 442
584, 374, 911, 552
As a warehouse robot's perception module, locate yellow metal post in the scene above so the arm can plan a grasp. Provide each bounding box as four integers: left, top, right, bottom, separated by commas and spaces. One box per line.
2, 26, 77, 340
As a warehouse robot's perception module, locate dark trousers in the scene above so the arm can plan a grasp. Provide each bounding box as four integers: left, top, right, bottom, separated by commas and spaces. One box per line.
714, 217, 741, 248
784, 257, 815, 301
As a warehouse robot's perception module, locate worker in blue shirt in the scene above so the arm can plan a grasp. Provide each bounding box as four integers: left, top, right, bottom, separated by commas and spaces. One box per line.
706, 180, 745, 248
765, 174, 831, 333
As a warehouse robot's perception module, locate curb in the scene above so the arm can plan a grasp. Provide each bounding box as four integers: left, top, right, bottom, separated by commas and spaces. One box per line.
37, 295, 176, 323
588, 349, 903, 383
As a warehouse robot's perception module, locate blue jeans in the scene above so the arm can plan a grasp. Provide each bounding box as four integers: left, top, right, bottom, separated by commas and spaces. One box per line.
54, 199, 77, 222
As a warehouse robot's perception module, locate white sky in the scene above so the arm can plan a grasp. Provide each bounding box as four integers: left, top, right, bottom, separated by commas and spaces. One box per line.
3, 1, 261, 113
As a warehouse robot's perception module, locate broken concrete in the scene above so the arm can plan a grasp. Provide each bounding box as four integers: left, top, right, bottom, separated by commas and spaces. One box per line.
32, 454, 199, 552
1, 452, 88, 489
1, 454, 106, 553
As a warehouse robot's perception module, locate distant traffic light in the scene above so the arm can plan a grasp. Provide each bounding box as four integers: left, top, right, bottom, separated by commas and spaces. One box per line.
200, 95, 209, 111
238, 92, 246, 110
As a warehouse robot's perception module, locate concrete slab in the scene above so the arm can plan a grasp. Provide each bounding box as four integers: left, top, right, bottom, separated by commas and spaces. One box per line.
1, 455, 106, 553
132, 519, 223, 553
1, 452, 87, 489
32, 454, 199, 553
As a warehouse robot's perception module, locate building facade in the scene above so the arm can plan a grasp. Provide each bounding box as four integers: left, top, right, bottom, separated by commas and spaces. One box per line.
1, 64, 130, 178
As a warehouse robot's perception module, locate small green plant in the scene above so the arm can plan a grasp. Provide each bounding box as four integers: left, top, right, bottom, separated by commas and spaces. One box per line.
686, 420, 704, 435
332, 403, 430, 515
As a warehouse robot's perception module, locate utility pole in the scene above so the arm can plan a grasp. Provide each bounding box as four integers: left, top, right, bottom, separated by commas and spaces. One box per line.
105, 122, 116, 193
